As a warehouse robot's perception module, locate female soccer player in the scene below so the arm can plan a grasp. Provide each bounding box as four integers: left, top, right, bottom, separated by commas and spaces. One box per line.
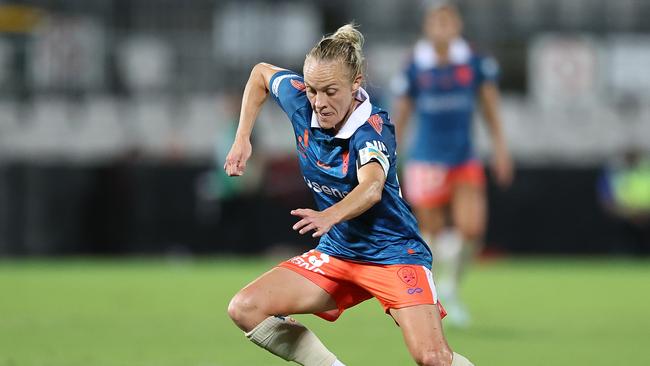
225, 24, 475, 366
393, 4, 513, 326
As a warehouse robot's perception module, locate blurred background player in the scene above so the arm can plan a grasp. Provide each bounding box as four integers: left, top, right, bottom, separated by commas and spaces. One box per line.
392, 3, 513, 327
598, 149, 650, 255
225, 24, 475, 366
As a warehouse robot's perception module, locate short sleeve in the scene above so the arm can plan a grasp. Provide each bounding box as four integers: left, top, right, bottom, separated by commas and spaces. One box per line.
353, 116, 392, 178
391, 61, 418, 99
269, 70, 309, 119
475, 55, 499, 86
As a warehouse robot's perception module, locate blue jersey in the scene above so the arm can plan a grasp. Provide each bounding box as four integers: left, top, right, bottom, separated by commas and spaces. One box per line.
396, 38, 499, 165
269, 70, 432, 268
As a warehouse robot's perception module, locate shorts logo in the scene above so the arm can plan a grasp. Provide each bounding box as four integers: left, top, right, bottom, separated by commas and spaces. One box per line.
397, 266, 418, 287
291, 79, 306, 91
288, 250, 330, 274
407, 287, 423, 295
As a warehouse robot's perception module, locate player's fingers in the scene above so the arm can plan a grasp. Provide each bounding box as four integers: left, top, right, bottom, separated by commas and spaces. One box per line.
224, 158, 245, 176
312, 226, 330, 238
497, 165, 513, 188
226, 163, 239, 176
238, 159, 247, 170
292, 218, 310, 231
298, 223, 317, 235
290, 209, 309, 217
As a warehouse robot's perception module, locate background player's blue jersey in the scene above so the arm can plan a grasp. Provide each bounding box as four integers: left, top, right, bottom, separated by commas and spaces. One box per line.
396, 38, 499, 165
269, 70, 432, 268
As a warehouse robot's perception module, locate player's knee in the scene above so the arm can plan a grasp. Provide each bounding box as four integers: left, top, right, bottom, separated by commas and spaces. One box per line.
413, 348, 453, 366
458, 221, 484, 241
227, 291, 260, 330
424, 219, 445, 236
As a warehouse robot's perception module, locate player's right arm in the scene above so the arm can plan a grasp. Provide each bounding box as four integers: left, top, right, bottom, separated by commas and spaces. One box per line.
393, 95, 414, 151
224, 63, 285, 177
391, 60, 417, 152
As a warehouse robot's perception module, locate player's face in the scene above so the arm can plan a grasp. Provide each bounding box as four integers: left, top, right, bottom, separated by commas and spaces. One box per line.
425, 7, 462, 45
303, 59, 360, 130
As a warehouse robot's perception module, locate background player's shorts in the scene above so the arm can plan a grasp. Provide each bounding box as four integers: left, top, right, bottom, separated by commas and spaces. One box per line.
403, 160, 485, 208
279, 249, 446, 322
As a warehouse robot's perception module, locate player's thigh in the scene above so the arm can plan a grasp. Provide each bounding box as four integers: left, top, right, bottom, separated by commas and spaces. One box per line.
404, 163, 451, 219
414, 206, 446, 235
229, 267, 336, 331
390, 304, 452, 365
451, 183, 486, 240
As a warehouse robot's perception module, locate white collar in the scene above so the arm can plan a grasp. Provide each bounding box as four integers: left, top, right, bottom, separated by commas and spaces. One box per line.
413, 37, 471, 69
310, 87, 372, 139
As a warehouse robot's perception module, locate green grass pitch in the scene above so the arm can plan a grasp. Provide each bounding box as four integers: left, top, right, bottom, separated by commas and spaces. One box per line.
1, 257, 648, 366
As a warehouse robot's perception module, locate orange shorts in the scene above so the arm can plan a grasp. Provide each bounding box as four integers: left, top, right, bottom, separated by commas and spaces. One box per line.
403, 160, 485, 208
279, 249, 446, 322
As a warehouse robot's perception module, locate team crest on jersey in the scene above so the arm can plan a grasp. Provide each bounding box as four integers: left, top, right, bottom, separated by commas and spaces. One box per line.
454, 65, 473, 86
397, 266, 418, 287
291, 79, 306, 91
368, 114, 383, 134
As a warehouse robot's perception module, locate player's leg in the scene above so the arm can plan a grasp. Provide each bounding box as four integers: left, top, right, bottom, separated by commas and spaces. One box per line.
390, 305, 474, 366
228, 266, 344, 366
414, 205, 447, 248
353, 262, 473, 365
445, 163, 486, 326
403, 162, 453, 277
228, 266, 337, 330
450, 182, 486, 283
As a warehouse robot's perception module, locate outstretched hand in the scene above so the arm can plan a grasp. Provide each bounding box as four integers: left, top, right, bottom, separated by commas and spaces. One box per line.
491, 146, 513, 189
291, 208, 338, 238
224, 138, 252, 176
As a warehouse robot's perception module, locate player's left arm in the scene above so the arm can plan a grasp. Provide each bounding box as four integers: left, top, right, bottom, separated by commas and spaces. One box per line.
479, 82, 513, 188
291, 162, 386, 238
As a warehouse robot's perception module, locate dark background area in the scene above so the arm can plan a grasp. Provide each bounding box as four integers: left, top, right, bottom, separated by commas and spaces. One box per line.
1, 162, 646, 256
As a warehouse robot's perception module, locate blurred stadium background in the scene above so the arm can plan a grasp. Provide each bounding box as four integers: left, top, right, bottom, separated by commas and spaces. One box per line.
1, 0, 649, 365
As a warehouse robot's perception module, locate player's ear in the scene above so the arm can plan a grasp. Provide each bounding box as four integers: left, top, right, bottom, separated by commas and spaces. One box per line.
352, 74, 363, 94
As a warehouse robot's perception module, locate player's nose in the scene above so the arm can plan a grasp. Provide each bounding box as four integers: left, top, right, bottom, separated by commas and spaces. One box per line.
314, 93, 327, 110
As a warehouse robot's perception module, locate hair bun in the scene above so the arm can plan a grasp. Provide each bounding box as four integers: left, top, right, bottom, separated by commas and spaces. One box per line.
331, 23, 364, 51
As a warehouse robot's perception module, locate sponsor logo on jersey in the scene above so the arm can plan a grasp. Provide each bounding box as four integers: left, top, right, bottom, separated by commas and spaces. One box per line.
290, 79, 306, 91
304, 177, 348, 199
416, 93, 472, 113
368, 114, 383, 134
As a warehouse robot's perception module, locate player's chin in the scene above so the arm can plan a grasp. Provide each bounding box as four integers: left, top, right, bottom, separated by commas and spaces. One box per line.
317, 116, 338, 129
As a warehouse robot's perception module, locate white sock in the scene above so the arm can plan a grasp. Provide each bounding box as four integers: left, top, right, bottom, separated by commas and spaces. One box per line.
451, 352, 474, 365
429, 228, 463, 300
331, 360, 346, 366
246, 315, 338, 366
